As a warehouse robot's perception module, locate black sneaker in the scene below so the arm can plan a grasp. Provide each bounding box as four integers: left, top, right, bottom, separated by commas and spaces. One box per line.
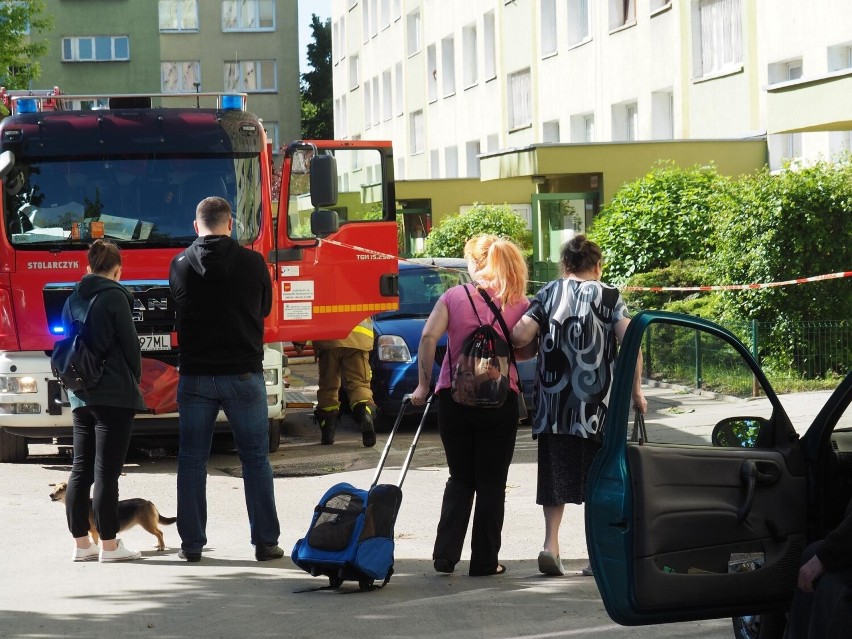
255, 544, 284, 561
314, 408, 339, 445
178, 549, 201, 563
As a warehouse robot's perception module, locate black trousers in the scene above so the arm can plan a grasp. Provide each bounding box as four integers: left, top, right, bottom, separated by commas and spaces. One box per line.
432, 388, 518, 576
66, 405, 136, 541
784, 541, 852, 639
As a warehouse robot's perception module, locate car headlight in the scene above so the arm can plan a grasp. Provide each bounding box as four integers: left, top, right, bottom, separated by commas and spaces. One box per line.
0, 375, 38, 394
377, 335, 412, 363
263, 368, 279, 386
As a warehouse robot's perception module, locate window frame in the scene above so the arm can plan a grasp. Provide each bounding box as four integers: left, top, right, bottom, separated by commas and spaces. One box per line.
159, 0, 199, 32
61, 35, 130, 62
161, 60, 202, 93
221, 0, 276, 33
223, 59, 278, 93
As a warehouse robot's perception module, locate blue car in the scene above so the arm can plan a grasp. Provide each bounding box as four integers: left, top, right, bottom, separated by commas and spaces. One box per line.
368, 258, 535, 430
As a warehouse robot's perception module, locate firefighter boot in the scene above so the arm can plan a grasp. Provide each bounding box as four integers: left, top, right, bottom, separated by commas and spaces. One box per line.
314, 408, 339, 445
353, 402, 377, 448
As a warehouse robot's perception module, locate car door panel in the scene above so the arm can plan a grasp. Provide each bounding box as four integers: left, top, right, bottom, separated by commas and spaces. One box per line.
628, 443, 805, 611
586, 311, 808, 626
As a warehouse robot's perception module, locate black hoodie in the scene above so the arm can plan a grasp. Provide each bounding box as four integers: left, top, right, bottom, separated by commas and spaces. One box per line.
62, 274, 146, 412
169, 235, 272, 375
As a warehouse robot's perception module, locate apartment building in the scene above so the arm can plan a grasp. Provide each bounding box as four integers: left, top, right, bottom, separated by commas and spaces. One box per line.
31, 0, 301, 154
331, 0, 852, 259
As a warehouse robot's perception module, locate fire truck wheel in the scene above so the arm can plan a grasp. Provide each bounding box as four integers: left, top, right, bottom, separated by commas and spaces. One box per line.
0, 430, 27, 463
268, 419, 281, 453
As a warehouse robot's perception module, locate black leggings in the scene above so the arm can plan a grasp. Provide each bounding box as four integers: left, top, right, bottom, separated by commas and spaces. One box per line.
65, 405, 136, 541
432, 388, 518, 575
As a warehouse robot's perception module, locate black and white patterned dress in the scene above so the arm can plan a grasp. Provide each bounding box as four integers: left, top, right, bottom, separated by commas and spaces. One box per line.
526, 278, 629, 505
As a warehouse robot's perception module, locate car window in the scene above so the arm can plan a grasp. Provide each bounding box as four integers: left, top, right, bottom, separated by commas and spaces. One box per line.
626, 322, 773, 446
398, 267, 469, 314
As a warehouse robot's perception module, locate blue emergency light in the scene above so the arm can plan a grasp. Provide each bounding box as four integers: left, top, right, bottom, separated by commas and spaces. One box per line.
51, 325, 65, 335
15, 98, 39, 114
221, 94, 243, 111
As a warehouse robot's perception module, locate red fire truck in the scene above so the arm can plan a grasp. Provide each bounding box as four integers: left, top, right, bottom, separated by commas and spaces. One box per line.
0, 91, 399, 462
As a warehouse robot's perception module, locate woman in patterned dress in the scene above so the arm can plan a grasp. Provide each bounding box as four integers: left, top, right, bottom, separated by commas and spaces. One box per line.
511, 235, 647, 577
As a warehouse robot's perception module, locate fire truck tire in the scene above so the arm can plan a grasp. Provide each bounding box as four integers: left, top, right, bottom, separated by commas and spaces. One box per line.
268, 419, 281, 453
0, 430, 27, 463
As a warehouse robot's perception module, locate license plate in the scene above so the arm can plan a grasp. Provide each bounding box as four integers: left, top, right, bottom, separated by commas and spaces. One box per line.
139, 334, 171, 351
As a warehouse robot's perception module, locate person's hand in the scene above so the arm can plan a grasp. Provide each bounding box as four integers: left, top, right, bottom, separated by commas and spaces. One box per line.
798, 555, 826, 593
410, 383, 430, 406
292, 341, 307, 356
633, 391, 647, 414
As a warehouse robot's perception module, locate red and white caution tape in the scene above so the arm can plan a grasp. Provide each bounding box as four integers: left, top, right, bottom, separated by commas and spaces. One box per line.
622, 271, 852, 292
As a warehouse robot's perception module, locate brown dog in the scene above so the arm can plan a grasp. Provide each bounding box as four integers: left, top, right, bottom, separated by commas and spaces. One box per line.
49, 482, 176, 551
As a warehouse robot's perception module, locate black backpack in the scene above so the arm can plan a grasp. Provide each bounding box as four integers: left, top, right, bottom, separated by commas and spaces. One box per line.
51, 294, 105, 393
450, 285, 513, 408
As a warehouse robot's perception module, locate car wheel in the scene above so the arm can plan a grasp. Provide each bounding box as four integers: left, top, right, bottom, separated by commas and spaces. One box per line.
0, 430, 27, 463
732, 613, 786, 639
268, 419, 281, 453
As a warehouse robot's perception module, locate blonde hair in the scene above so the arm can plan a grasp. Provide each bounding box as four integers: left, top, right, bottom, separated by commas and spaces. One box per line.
464, 234, 528, 305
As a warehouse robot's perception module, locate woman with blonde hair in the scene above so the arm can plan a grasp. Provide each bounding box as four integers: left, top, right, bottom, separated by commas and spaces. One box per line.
411, 234, 529, 576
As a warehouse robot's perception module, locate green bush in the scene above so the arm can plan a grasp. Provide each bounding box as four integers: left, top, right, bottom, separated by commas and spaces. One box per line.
423, 203, 533, 258
621, 259, 713, 312
589, 162, 729, 285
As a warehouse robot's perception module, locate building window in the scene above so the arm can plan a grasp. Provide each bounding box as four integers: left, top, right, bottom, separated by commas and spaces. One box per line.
407, 9, 421, 56
828, 42, 852, 72
463, 23, 478, 88
430, 149, 440, 177
427, 43, 438, 102
395, 62, 403, 115
161, 61, 201, 92
364, 78, 372, 129
340, 94, 348, 138
612, 101, 638, 141
410, 110, 424, 155
609, 0, 636, 30
651, 90, 674, 139
159, 0, 199, 31
393, 0, 401, 21
222, 0, 275, 32
442, 36, 456, 97
62, 36, 129, 62
541, 0, 557, 56
484, 11, 496, 80
224, 60, 277, 92
445, 146, 458, 178
570, 113, 595, 142
507, 68, 532, 130
542, 120, 560, 142
651, 0, 672, 12
349, 54, 360, 90
466, 140, 480, 177
382, 68, 392, 121
486, 133, 499, 153
567, 0, 590, 46
372, 76, 380, 125
768, 58, 803, 85
381, 0, 390, 29
264, 122, 279, 154
693, 0, 742, 78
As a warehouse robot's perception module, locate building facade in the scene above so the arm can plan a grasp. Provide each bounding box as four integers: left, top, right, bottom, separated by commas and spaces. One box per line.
32, 0, 302, 153
331, 0, 852, 259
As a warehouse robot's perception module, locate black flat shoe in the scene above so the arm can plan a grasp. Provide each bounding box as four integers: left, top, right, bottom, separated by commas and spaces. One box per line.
433, 558, 454, 573
470, 564, 506, 577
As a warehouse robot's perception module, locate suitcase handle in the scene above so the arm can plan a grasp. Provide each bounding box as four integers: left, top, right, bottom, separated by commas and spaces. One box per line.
370, 394, 433, 490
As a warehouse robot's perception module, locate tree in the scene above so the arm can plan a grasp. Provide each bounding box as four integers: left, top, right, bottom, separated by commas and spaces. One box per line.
423, 203, 533, 259
0, 1, 51, 93
300, 14, 332, 139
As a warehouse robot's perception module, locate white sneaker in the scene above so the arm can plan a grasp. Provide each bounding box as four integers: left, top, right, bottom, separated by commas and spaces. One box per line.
99, 539, 141, 562
72, 543, 100, 562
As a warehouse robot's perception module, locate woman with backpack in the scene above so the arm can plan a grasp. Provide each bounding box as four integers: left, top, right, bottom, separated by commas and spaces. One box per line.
61, 239, 147, 562
510, 235, 647, 577
410, 234, 530, 577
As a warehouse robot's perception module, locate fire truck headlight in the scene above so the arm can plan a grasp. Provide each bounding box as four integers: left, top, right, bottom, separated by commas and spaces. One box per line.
0, 375, 38, 394
377, 335, 412, 363
263, 368, 279, 386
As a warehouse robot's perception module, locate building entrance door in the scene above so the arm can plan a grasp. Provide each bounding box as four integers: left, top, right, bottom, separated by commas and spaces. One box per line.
531, 192, 598, 288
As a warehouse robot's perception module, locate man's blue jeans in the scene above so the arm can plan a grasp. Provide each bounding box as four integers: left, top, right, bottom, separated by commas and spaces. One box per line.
176, 373, 280, 554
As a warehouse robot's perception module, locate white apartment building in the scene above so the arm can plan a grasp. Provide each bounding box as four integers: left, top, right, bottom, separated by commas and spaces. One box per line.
331, 0, 852, 182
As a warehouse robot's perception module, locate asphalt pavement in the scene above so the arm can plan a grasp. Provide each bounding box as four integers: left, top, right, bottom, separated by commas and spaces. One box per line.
0, 363, 832, 639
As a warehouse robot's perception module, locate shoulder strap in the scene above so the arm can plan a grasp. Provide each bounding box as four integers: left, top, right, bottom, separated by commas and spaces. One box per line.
462, 283, 483, 325
477, 288, 522, 390
79, 294, 99, 324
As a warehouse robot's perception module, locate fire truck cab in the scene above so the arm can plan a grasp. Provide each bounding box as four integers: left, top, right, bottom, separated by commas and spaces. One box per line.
0, 91, 399, 462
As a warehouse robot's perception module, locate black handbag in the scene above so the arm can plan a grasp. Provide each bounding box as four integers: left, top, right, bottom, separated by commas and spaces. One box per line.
51, 294, 105, 392
630, 409, 648, 443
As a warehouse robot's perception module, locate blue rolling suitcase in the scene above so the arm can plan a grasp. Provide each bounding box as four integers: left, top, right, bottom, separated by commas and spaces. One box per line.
291, 395, 432, 590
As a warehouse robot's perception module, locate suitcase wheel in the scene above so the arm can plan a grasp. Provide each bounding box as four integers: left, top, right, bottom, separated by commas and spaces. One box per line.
358, 578, 375, 591
329, 575, 344, 589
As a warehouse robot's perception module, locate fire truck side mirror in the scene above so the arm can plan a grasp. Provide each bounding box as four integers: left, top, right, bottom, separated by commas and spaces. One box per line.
310, 209, 339, 238
310, 154, 338, 208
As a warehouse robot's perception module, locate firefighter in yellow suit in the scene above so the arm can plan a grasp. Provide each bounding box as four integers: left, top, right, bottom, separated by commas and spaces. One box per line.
312, 318, 377, 447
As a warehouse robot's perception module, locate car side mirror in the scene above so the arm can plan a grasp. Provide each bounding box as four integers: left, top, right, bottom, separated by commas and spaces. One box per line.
711, 416, 770, 448
310, 154, 338, 208
311, 208, 339, 237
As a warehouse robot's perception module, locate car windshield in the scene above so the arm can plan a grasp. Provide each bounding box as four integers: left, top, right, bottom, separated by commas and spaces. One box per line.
3, 155, 261, 249
378, 265, 470, 318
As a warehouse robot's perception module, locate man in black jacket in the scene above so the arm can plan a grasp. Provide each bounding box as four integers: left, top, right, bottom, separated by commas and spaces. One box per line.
169, 196, 282, 563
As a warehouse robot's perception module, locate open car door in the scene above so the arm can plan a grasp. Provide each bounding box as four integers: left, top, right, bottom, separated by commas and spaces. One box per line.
586, 311, 809, 626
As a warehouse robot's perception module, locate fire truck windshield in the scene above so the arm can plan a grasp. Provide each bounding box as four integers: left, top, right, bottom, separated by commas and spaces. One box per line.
3, 155, 261, 248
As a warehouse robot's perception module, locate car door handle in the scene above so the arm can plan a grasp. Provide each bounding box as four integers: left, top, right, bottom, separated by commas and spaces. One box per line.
737, 459, 782, 523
